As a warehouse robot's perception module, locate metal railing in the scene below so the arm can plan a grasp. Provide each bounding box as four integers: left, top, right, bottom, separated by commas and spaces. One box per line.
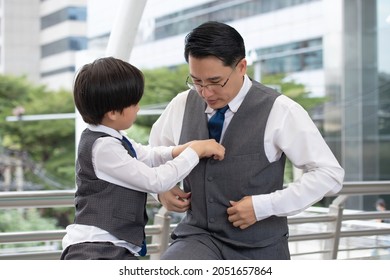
1, 181, 390, 260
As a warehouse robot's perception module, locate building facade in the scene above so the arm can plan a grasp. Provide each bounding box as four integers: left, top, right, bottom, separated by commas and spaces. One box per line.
0, 0, 40, 83
40, 0, 87, 90
0, 0, 87, 90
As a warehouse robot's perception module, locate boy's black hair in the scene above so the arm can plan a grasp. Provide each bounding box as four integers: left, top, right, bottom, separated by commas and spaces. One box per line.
184, 21, 246, 67
73, 56, 144, 125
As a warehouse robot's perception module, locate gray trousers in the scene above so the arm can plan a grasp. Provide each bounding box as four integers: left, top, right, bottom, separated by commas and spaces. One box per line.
60, 242, 138, 260
161, 234, 290, 260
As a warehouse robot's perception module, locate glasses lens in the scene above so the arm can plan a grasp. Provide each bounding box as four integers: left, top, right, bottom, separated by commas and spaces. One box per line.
187, 82, 196, 90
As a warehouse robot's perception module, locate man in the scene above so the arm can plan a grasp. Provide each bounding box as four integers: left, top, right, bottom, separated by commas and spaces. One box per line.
149, 21, 344, 260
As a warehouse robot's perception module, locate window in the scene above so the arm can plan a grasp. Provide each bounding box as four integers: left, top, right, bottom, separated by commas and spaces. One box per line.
41, 37, 87, 58
41, 6, 86, 29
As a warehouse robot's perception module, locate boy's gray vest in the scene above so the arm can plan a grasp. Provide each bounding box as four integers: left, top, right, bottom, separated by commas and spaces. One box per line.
74, 129, 148, 247
177, 81, 288, 248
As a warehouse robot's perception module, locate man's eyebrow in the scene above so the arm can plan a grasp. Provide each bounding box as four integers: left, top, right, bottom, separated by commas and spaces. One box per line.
189, 74, 222, 81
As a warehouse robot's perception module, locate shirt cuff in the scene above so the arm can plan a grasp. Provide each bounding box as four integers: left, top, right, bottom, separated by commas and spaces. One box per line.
252, 194, 273, 221
179, 147, 199, 167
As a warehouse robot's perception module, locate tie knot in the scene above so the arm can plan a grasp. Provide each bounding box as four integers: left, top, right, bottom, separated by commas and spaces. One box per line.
217, 105, 229, 114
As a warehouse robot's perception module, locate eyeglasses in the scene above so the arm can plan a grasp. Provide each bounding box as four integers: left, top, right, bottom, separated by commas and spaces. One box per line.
186, 59, 241, 92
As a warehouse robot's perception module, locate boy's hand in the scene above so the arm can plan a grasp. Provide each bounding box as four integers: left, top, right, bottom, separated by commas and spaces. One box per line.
189, 139, 225, 160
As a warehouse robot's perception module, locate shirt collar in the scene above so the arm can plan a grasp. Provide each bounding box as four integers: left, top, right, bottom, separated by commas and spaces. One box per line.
87, 124, 124, 139
205, 74, 252, 114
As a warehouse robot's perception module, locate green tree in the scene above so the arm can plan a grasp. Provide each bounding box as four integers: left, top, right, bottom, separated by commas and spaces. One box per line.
0, 75, 75, 189
135, 65, 188, 128
0, 209, 59, 232
0, 209, 59, 249
126, 64, 189, 144
261, 73, 325, 111
0, 75, 32, 146
141, 64, 189, 106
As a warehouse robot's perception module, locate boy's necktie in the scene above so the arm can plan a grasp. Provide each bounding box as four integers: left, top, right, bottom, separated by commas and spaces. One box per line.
121, 136, 137, 159
208, 105, 229, 143
121, 136, 148, 256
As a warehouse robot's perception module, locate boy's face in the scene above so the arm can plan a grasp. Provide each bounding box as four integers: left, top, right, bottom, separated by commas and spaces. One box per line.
118, 104, 140, 130
104, 104, 139, 131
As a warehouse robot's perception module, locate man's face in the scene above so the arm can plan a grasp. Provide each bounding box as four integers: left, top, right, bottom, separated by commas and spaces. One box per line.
188, 55, 246, 110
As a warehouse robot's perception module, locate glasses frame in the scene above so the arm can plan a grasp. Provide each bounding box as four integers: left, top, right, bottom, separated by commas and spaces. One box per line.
186, 59, 242, 92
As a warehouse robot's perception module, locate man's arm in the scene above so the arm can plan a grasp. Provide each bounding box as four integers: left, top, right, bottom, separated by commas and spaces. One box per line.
227, 96, 344, 228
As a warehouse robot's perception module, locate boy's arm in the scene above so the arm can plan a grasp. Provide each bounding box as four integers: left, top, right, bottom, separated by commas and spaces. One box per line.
172, 139, 225, 161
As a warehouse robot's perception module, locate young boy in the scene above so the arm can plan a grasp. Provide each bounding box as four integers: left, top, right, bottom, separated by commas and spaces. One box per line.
61, 57, 225, 260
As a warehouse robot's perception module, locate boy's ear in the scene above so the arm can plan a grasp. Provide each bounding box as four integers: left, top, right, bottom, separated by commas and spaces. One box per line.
105, 110, 118, 121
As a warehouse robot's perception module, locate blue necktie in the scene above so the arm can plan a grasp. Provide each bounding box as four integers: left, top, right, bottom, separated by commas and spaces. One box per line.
138, 240, 147, 257
121, 136, 148, 256
208, 105, 229, 143
121, 136, 137, 159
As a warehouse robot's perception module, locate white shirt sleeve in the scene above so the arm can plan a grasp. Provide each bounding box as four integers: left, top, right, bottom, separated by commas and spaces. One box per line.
252, 95, 344, 220
149, 91, 189, 146
92, 136, 199, 194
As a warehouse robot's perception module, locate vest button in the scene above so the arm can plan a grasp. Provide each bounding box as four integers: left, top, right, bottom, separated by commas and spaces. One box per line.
207, 176, 214, 181
209, 217, 215, 223
208, 198, 214, 203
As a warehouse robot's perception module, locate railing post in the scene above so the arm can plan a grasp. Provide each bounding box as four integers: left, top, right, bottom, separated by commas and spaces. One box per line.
149, 207, 171, 260
324, 195, 346, 259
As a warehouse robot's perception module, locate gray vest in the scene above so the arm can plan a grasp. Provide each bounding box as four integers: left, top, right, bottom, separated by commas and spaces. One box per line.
74, 129, 148, 246
176, 81, 288, 248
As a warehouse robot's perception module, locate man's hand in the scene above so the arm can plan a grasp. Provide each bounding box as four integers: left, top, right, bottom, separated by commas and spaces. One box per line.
227, 196, 256, 229
158, 185, 191, 212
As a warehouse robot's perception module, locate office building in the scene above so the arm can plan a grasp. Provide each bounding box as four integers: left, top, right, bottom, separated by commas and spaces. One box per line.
0, 0, 40, 83
40, 0, 87, 90
0, 0, 87, 90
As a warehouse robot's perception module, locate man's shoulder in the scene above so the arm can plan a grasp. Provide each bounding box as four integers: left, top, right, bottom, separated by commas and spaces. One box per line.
166, 90, 191, 109
172, 90, 190, 102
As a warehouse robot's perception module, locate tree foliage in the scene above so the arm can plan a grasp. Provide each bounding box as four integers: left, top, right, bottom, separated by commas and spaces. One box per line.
135, 65, 189, 128
0, 209, 59, 232
261, 73, 326, 111
0, 75, 75, 189
0, 209, 59, 249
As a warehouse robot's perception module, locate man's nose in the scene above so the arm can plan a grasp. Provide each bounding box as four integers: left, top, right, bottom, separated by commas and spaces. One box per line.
200, 86, 213, 98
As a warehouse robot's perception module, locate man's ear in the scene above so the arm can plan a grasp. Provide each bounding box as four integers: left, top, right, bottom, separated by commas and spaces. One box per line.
238, 58, 247, 75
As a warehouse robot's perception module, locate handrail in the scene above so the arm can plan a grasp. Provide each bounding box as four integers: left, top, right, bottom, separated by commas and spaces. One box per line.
0, 190, 74, 208
326, 181, 390, 259
1, 181, 390, 260
0, 190, 158, 209
1, 181, 389, 209
337, 181, 390, 195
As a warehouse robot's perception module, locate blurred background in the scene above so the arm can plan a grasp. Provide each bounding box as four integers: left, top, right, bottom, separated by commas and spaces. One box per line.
0, 0, 389, 258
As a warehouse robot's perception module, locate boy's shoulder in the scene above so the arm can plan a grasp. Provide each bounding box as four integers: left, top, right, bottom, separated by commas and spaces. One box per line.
80, 129, 117, 144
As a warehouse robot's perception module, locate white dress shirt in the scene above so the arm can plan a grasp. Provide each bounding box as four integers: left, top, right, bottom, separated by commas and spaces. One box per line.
149, 74, 345, 221
63, 124, 199, 254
